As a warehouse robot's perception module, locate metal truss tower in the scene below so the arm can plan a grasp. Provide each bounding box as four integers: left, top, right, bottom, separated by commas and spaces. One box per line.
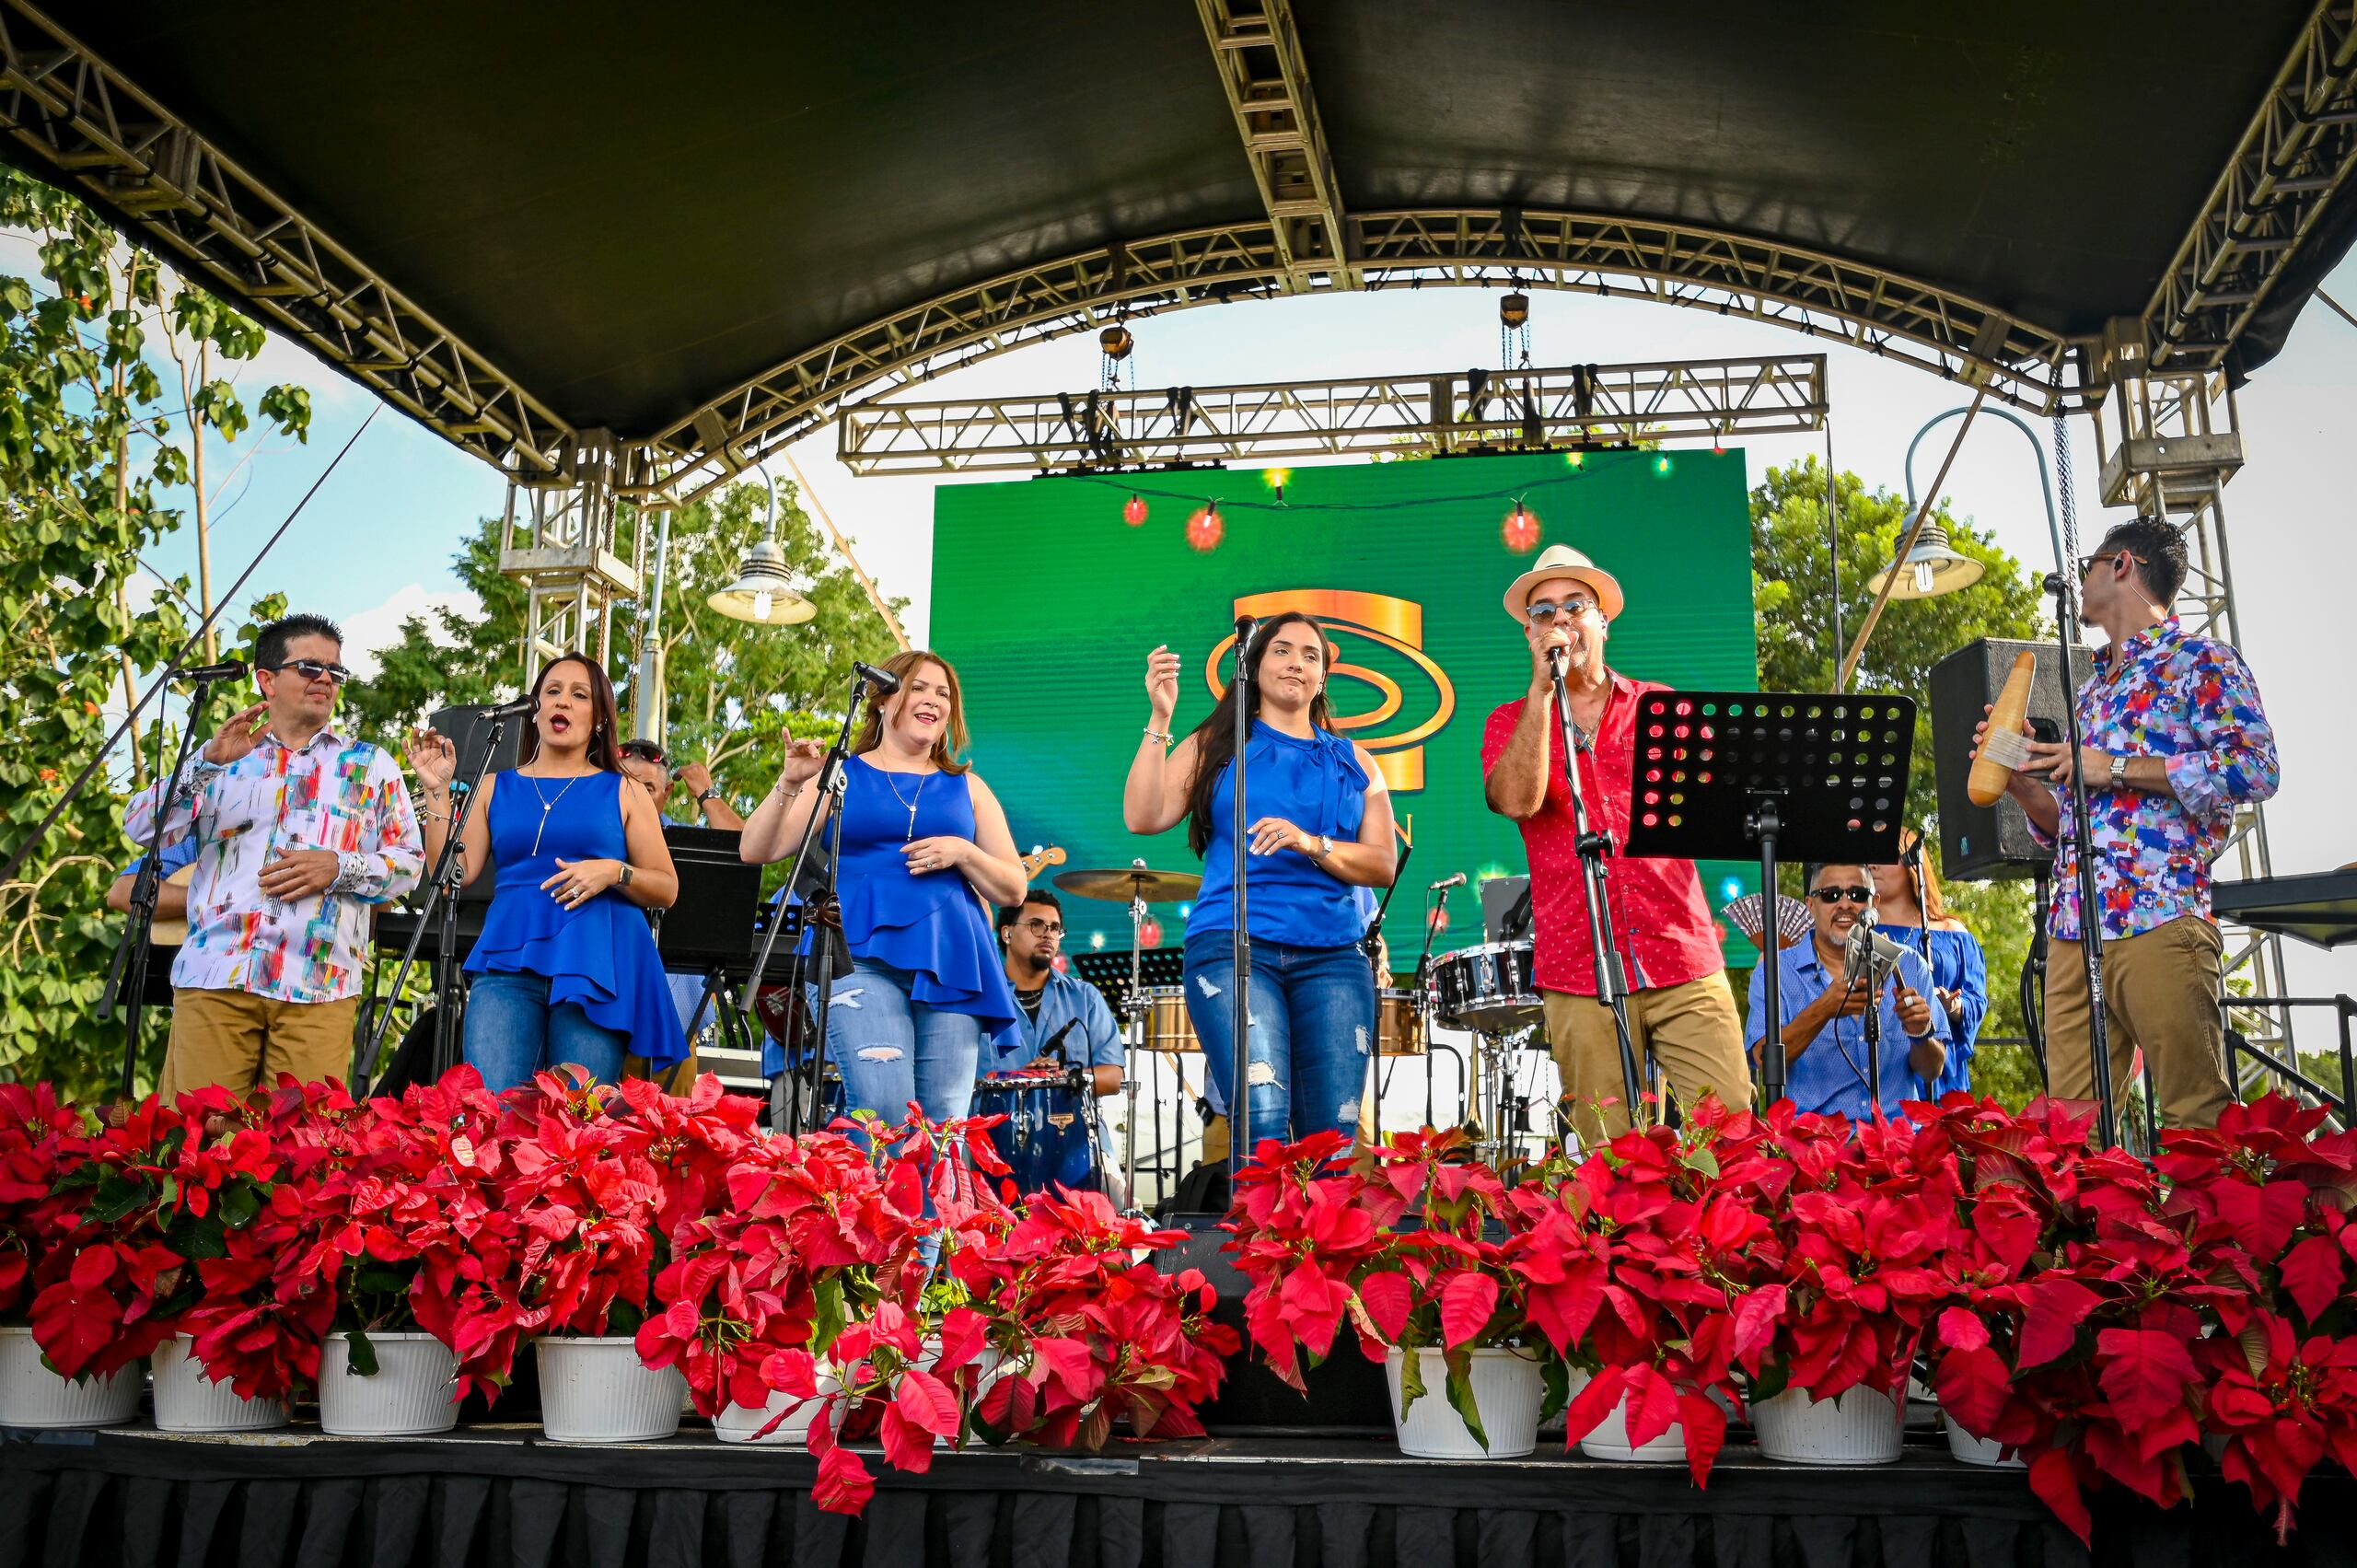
495, 430, 649, 682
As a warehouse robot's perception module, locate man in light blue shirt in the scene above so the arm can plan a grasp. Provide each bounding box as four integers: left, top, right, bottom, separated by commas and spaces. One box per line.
992, 891, 1123, 1091
1745, 862, 1949, 1121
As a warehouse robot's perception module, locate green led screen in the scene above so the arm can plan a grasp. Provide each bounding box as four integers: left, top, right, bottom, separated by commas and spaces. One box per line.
928, 449, 1763, 964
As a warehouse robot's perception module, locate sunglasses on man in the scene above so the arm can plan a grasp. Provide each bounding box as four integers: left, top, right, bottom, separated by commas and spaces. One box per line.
2075, 550, 2144, 580
1525, 594, 1598, 625
620, 740, 667, 765
1809, 885, 1873, 905
264, 658, 352, 685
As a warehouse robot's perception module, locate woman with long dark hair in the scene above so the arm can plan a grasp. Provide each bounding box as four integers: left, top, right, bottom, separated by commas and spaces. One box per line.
1871, 828, 1988, 1097
407, 653, 682, 1091
1123, 614, 1398, 1151
738, 648, 1028, 1126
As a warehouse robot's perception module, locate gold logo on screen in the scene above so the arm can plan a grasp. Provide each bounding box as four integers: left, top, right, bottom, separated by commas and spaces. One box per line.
1205, 589, 1455, 793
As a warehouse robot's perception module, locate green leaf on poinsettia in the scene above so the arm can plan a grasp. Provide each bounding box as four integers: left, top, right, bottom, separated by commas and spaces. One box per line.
52, 1165, 101, 1191
1683, 1146, 1721, 1179
90, 1172, 148, 1223
1443, 1345, 1492, 1453
344, 1330, 378, 1377
1399, 1343, 1428, 1422
163, 1207, 226, 1260
1539, 1356, 1571, 1423
813, 1276, 847, 1355
607, 1301, 646, 1336
218, 1179, 261, 1229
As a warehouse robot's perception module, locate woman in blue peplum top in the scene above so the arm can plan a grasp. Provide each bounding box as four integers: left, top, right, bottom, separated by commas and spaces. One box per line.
407, 653, 684, 1093
1123, 612, 1399, 1155
737, 650, 1028, 1127
1872, 829, 1990, 1098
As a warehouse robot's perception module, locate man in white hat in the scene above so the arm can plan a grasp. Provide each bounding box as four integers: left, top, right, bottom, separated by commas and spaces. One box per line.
1481, 544, 1747, 1144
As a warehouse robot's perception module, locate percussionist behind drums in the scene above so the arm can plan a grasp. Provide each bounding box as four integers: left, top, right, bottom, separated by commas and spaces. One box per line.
1479, 544, 1747, 1144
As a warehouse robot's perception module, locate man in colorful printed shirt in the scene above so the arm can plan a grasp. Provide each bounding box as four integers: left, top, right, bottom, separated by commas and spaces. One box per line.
123, 613, 424, 1098
1482, 544, 1748, 1144
1978, 517, 2277, 1130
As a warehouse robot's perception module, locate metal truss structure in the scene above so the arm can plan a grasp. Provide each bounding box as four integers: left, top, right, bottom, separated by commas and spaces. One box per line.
495, 432, 650, 679
836, 354, 1827, 474
2087, 355, 2298, 1068
1195, 0, 1354, 287
2146, 0, 2357, 372
0, 2, 570, 475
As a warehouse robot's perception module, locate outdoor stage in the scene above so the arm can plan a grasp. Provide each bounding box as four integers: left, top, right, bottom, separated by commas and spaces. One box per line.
2, 1422, 2344, 1568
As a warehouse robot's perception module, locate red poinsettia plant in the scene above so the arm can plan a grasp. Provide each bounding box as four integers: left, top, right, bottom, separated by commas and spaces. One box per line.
0, 1081, 91, 1326
1226, 1127, 1538, 1452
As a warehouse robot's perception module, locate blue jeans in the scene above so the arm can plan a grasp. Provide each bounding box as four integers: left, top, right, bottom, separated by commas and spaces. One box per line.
1183, 927, 1375, 1158
463, 970, 629, 1093
821, 956, 983, 1129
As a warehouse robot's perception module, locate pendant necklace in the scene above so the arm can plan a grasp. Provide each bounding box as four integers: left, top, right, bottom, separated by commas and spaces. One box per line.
525, 772, 583, 857
882, 767, 928, 841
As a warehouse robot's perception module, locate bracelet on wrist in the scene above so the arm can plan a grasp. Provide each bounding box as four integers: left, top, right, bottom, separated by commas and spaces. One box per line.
1143, 726, 1171, 745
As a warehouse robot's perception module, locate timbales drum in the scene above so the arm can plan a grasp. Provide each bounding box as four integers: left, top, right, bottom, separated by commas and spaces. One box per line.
1141, 985, 1201, 1052
1429, 941, 1542, 1032
1376, 988, 1428, 1056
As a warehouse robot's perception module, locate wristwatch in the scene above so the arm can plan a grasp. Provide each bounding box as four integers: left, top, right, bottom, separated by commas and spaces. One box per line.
619, 864, 634, 889
697, 786, 723, 805
1315, 833, 1335, 861
2107, 754, 2128, 789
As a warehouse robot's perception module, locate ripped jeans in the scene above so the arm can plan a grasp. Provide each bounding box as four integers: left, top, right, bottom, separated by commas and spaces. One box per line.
821, 955, 983, 1129
1183, 926, 1375, 1160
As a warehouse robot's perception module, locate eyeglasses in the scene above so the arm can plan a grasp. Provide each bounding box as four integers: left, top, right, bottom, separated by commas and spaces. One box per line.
1526, 595, 1597, 625
2076, 550, 2142, 579
1016, 919, 1064, 937
265, 658, 351, 685
1810, 886, 1872, 905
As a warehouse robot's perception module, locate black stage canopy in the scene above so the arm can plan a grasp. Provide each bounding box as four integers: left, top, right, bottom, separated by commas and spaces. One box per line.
6, 2, 2356, 485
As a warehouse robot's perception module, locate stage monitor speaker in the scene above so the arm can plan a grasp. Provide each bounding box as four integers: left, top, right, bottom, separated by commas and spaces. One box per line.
430, 702, 526, 782
1928, 637, 2095, 882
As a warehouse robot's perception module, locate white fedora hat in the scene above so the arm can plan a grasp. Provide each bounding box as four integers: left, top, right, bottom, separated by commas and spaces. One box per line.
1502, 543, 1625, 621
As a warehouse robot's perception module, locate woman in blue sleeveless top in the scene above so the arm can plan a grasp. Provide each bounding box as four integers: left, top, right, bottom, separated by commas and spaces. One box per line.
1123, 613, 1399, 1156
1872, 830, 1990, 1098
406, 654, 684, 1093
738, 650, 1028, 1127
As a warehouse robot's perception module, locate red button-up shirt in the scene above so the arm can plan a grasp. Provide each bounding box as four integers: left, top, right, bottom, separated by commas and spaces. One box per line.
1480, 673, 1725, 997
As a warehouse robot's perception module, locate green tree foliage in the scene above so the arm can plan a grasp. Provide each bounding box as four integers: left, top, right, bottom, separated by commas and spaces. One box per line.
1, 170, 312, 1098
1748, 458, 2050, 1108
338, 520, 528, 742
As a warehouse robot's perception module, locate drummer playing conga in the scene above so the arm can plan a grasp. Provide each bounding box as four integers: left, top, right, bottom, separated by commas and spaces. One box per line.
992, 889, 1123, 1096
1480, 544, 1748, 1144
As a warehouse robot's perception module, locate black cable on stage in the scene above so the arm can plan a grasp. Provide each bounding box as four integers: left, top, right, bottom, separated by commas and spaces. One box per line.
1071, 447, 1653, 513
0, 403, 383, 893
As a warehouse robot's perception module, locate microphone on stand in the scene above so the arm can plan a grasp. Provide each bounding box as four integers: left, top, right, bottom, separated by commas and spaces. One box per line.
853, 660, 901, 695
176, 659, 247, 683
479, 694, 538, 719
1428, 872, 1468, 891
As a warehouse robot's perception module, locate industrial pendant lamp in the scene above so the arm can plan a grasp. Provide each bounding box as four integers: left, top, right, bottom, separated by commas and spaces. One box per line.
1864, 519, 1984, 599
708, 469, 816, 625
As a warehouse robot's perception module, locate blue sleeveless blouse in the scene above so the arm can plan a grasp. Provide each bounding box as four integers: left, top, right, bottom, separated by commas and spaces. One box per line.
837, 756, 1021, 1051
1186, 722, 1369, 947
464, 770, 685, 1066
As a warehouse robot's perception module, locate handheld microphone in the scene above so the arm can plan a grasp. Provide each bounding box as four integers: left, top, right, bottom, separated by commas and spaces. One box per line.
853, 660, 901, 695
177, 659, 247, 683
1429, 872, 1468, 891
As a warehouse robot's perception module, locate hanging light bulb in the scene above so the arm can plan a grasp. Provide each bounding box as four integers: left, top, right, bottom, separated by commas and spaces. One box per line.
1122, 493, 1147, 527
708, 470, 816, 625
1865, 519, 1985, 600
1186, 502, 1224, 552
1501, 501, 1540, 554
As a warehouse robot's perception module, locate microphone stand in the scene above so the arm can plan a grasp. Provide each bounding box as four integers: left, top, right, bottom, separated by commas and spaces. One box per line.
1360, 846, 1411, 1149
755, 670, 876, 1135
1546, 645, 1643, 1142
1228, 614, 1255, 1171
100, 668, 236, 1099
357, 710, 511, 1088
2044, 573, 2118, 1149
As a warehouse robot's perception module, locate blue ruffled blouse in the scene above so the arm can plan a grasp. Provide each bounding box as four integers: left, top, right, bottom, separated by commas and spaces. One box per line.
465, 770, 685, 1067
1186, 721, 1369, 948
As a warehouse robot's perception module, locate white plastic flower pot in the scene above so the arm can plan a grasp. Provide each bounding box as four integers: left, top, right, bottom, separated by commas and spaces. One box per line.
1751, 1385, 1904, 1466
0, 1325, 143, 1429
1383, 1346, 1543, 1459
151, 1334, 285, 1433
317, 1330, 459, 1437
1562, 1368, 1688, 1462
537, 1337, 686, 1444
712, 1367, 840, 1446
1943, 1412, 2025, 1469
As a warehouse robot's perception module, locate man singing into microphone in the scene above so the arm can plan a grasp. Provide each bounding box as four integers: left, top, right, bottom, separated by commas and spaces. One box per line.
1481, 545, 1748, 1143
1746, 863, 1948, 1121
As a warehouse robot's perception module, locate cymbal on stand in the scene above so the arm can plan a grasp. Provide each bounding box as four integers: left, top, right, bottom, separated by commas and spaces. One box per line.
1052, 865, 1203, 903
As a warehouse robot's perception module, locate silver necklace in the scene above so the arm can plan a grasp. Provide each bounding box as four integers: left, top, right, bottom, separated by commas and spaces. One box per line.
881, 767, 928, 841
523, 771, 585, 856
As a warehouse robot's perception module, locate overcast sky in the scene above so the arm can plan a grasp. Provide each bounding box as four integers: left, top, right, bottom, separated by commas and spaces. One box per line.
17, 226, 2356, 1016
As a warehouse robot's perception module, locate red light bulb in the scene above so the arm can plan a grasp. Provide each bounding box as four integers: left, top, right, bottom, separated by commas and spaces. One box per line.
1186, 503, 1223, 552
1502, 503, 1540, 554
1138, 916, 1164, 948
1122, 493, 1147, 527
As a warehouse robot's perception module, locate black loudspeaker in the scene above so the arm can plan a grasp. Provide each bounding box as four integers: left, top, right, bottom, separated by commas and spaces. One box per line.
429, 702, 526, 781
1927, 637, 2095, 882
1163, 1226, 1393, 1434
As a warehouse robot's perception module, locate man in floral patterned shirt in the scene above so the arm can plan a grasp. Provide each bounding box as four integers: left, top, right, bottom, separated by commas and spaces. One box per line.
1978, 517, 2277, 1130
124, 613, 424, 1098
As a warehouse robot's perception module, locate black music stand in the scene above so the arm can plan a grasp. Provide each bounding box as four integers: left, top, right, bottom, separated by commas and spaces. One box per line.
1620, 691, 1916, 1107
655, 825, 764, 1063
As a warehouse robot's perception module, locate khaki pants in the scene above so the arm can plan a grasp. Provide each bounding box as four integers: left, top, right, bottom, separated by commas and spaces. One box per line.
1544, 972, 1748, 1145
2045, 914, 2233, 1131
162, 989, 360, 1099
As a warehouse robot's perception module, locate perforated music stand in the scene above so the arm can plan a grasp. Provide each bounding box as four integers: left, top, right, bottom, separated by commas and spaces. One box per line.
1619, 691, 1916, 1105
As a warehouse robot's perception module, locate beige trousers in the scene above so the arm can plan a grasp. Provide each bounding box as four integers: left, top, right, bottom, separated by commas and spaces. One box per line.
2044, 913, 2233, 1131
162, 988, 360, 1098
1543, 972, 1748, 1144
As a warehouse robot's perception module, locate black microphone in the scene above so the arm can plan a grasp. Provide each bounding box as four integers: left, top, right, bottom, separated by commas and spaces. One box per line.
480, 694, 538, 719
1235, 614, 1256, 639
1429, 871, 1468, 891
854, 660, 901, 695
177, 659, 246, 682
